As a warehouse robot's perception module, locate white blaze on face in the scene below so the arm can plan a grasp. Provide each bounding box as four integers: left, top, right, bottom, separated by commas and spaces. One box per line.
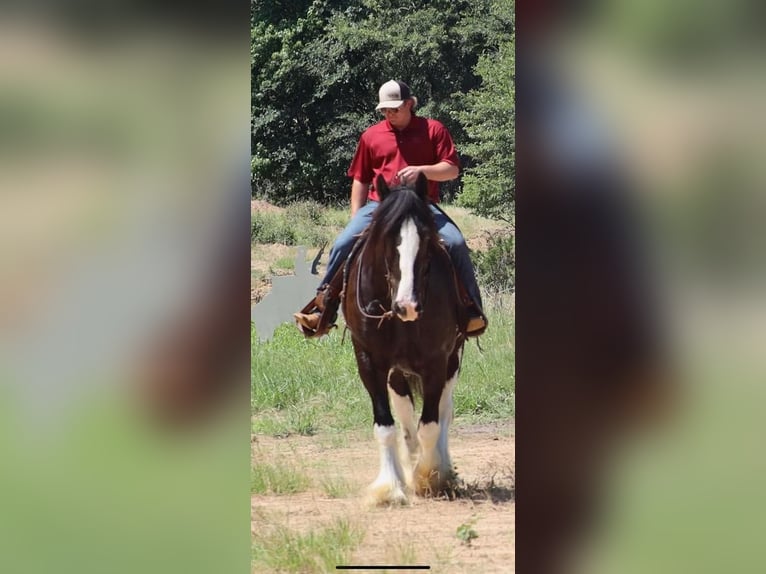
395, 217, 420, 321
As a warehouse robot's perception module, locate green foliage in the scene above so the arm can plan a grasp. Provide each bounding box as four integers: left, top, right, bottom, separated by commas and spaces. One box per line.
284, 200, 326, 225
251, 204, 339, 247
251, 211, 297, 244
456, 516, 479, 545
252, 0, 516, 205
453, 0, 515, 222
471, 229, 515, 294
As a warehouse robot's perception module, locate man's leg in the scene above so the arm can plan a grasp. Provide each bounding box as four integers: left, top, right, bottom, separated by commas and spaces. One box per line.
293, 202, 378, 335
320, 202, 377, 289
430, 205, 487, 336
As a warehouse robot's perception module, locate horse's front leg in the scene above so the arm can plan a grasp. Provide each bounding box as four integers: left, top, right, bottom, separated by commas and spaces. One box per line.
413, 354, 461, 496
388, 370, 419, 466
354, 346, 408, 506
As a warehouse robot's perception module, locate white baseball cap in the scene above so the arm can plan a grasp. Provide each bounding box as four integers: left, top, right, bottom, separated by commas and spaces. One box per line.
375, 80, 418, 110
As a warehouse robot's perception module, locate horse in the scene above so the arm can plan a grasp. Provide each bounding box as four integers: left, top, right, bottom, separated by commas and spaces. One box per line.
342, 172, 468, 505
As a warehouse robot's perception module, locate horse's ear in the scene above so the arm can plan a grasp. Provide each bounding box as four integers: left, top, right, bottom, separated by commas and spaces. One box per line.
414, 172, 428, 201
376, 174, 391, 202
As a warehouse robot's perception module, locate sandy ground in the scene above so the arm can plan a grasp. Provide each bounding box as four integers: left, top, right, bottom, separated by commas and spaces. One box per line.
252, 421, 515, 573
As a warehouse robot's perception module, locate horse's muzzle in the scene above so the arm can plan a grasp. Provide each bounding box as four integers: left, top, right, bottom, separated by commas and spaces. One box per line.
393, 301, 421, 322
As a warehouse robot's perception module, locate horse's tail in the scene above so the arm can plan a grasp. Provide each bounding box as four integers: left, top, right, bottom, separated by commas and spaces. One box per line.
404, 372, 423, 399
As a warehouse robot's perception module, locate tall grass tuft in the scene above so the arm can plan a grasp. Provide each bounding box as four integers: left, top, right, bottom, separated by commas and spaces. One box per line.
319, 476, 356, 499
252, 518, 364, 573
251, 461, 312, 495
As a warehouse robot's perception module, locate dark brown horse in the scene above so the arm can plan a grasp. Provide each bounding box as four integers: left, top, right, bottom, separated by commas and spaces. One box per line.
342, 173, 467, 505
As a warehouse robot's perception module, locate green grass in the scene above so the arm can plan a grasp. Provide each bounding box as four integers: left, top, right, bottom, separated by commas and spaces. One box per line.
319, 476, 356, 499
251, 461, 312, 495
456, 516, 480, 546
270, 256, 295, 273
252, 517, 364, 573
251, 321, 369, 436
454, 293, 515, 422
251, 292, 514, 436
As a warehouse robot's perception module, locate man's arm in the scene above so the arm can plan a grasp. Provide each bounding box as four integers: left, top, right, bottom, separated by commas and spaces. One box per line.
350, 179, 370, 217
396, 161, 459, 186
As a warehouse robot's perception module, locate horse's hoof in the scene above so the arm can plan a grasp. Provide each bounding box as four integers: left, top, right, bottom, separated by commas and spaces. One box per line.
365, 482, 409, 507
413, 471, 439, 497
413, 467, 455, 497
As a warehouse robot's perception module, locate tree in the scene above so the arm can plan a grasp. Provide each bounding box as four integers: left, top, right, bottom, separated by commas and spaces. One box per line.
452, 2, 515, 224
251, 0, 512, 205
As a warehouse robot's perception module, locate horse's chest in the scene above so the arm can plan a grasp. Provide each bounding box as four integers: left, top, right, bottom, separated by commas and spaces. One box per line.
384, 327, 453, 370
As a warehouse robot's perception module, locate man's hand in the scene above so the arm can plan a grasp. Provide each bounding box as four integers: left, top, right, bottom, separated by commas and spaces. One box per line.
396, 166, 423, 186
397, 162, 459, 186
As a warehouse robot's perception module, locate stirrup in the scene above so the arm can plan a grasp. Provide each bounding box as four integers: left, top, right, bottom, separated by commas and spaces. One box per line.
464, 300, 488, 338
293, 310, 320, 332
294, 289, 340, 339
465, 314, 487, 338
294, 308, 337, 338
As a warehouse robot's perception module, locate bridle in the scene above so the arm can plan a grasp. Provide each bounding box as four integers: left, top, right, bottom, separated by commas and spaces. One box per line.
353, 237, 394, 327
350, 225, 433, 329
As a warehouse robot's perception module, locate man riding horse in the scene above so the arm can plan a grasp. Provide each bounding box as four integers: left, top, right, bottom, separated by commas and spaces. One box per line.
293, 80, 487, 338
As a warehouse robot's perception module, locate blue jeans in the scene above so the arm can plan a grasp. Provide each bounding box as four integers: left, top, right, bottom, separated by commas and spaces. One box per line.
319, 201, 483, 312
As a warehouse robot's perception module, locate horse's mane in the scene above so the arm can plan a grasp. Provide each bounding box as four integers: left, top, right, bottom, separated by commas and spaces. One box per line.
370, 186, 435, 242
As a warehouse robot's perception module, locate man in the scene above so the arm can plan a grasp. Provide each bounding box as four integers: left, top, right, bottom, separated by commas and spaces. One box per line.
293, 79, 487, 337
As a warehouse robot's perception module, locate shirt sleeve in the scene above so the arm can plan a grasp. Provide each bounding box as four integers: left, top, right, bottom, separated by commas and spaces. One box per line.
347, 132, 374, 184
430, 120, 460, 168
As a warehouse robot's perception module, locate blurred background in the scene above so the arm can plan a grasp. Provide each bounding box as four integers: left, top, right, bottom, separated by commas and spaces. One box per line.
3, 0, 766, 571
516, 0, 766, 572
0, 2, 250, 573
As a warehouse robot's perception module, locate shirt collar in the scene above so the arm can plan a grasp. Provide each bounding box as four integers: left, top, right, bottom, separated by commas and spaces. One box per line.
385, 114, 419, 133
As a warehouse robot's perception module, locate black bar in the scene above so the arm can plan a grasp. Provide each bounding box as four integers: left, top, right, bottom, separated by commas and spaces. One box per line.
336, 567, 430, 570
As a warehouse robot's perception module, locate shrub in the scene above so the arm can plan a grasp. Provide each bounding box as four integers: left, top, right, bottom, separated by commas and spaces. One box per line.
285, 201, 326, 226
472, 229, 514, 294
251, 212, 297, 245
251, 205, 336, 248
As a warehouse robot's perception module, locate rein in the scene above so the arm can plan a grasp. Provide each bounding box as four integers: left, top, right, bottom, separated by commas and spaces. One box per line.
353, 238, 394, 328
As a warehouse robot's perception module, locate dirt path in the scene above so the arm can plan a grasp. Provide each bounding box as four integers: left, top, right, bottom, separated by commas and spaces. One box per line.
252, 421, 515, 573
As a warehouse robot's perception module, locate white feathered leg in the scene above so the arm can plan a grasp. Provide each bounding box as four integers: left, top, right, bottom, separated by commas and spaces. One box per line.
366, 424, 408, 505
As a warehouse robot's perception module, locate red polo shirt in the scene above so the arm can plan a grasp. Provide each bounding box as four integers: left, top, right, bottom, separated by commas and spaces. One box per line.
347, 115, 460, 203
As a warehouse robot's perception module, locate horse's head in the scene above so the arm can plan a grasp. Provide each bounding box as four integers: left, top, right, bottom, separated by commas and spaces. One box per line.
372, 172, 435, 322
